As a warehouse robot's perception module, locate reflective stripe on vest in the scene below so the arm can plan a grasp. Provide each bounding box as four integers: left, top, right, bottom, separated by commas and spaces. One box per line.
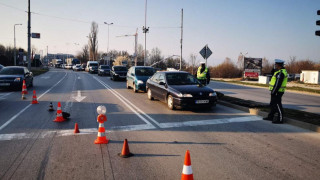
269, 69, 288, 92
197, 67, 208, 80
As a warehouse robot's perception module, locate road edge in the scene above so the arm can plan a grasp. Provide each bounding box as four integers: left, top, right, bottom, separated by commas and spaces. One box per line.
218, 100, 320, 133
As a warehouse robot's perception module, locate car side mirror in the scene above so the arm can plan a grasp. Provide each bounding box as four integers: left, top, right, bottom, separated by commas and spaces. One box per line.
159, 82, 165, 86
131, 73, 134, 76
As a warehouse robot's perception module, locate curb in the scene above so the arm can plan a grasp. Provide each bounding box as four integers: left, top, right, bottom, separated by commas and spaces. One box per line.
218, 100, 320, 133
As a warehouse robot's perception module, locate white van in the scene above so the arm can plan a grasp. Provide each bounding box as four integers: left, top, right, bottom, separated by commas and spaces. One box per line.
85, 61, 99, 73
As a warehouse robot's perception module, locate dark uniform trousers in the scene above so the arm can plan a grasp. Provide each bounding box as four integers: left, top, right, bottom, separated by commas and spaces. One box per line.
268, 92, 284, 122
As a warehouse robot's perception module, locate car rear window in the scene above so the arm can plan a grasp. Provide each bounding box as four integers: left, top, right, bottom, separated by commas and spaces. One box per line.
0, 68, 24, 75
135, 68, 154, 76
166, 73, 199, 85
89, 63, 98, 67
100, 65, 110, 69
114, 67, 127, 71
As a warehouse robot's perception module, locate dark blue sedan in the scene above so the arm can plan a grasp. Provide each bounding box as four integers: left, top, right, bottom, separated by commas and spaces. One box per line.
146, 71, 217, 110
0, 66, 33, 90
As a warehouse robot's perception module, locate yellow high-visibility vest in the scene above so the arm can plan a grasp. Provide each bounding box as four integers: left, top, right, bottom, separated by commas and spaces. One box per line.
269, 69, 288, 92
197, 67, 208, 80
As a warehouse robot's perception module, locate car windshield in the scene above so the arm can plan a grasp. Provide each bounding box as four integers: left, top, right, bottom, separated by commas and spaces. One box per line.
166, 73, 199, 85
135, 68, 154, 76
114, 67, 127, 71
90, 64, 98, 67
0, 68, 24, 75
100, 65, 110, 69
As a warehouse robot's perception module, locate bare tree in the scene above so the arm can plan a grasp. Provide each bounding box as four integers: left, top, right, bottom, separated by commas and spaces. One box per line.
113, 55, 128, 66
149, 47, 165, 68
262, 57, 273, 74
88, 21, 98, 61
78, 45, 89, 64
189, 54, 198, 75
237, 53, 244, 70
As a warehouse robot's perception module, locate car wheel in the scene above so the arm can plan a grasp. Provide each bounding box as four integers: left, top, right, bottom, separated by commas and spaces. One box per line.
126, 81, 131, 89
147, 88, 154, 100
167, 95, 175, 110
133, 83, 137, 93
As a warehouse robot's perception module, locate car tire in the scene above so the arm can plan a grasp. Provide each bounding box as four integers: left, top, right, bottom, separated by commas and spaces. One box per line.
126, 81, 131, 89
167, 95, 175, 110
133, 83, 137, 93
147, 88, 154, 100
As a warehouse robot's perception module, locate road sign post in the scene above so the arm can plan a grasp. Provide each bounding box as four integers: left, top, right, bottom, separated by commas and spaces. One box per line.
199, 44, 212, 66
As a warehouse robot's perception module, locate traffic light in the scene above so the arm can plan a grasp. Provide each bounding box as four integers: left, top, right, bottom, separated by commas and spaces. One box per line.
316, 10, 320, 36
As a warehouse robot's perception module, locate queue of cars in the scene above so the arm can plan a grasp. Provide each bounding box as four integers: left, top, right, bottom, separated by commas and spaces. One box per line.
0, 62, 218, 110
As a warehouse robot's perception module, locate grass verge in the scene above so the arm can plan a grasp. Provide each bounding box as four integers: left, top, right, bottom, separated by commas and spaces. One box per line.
216, 91, 320, 126
214, 80, 320, 94
31, 68, 49, 76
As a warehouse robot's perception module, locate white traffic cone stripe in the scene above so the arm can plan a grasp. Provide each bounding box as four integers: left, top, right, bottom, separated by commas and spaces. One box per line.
98, 132, 105, 137
182, 165, 193, 175
57, 113, 62, 117
99, 123, 104, 128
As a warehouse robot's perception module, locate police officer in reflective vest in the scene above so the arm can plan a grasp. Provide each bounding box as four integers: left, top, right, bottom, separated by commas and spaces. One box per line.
196, 62, 210, 85
263, 59, 288, 124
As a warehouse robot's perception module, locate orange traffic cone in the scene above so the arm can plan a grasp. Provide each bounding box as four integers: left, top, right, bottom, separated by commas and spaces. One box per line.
21, 80, 28, 95
53, 102, 66, 122
31, 90, 39, 104
181, 150, 194, 180
94, 122, 109, 144
74, 123, 80, 133
118, 139, 134, 158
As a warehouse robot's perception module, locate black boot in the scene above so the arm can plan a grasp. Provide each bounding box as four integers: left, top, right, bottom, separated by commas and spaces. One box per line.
272, 117, 283, 124
263, 116, 273, 121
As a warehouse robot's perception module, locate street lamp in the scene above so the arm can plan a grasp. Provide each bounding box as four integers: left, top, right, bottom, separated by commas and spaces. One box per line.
104, 22, 113, 54
14, 24, 22, 66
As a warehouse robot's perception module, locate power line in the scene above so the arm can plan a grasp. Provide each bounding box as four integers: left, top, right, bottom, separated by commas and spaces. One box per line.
0, 2, 181, 29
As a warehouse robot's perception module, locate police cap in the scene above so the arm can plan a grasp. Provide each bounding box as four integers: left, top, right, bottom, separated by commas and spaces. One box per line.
274, 59, 285, 64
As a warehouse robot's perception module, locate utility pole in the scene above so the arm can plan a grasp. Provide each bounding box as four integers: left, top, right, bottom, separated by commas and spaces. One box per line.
27, 0, 31, 70
14, 24, 22, 66
180, 8, 183, 71
143, 0, 149, 66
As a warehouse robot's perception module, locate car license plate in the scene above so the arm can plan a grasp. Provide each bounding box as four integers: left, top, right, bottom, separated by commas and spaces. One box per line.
0, 83, 10, 86
195, 100, 209, 104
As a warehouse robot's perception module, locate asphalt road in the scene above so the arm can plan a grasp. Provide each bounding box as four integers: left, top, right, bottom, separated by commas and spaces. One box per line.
208, 81, 320, 115
0, 68, 320, 180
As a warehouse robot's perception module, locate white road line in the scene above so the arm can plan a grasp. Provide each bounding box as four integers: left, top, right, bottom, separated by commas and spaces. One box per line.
159, 116, 262, 128
0, 92, 13, 100
0, 124, 156, 141
0, 116, 262, 141
93, 76, 161, 127
93, 77, 156, 128
0, 73, 68, 132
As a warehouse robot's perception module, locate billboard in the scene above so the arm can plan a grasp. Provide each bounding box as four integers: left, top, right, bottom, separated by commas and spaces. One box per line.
244, 57, 262, 70
244, 57, 262, 78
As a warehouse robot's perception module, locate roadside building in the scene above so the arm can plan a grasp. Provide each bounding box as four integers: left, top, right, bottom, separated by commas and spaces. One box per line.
300, 70, 320, 84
